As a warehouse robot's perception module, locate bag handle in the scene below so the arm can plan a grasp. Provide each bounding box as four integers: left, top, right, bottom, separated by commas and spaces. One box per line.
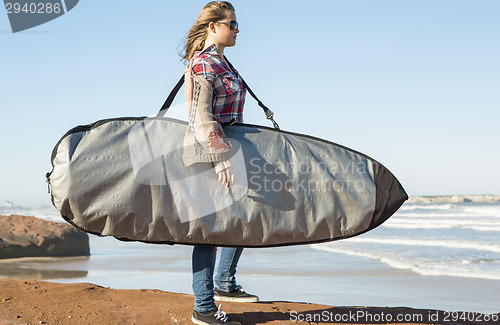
157, 58, 280, 130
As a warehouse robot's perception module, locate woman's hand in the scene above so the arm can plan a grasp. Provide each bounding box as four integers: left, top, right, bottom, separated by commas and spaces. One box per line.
217, 166, 235, 188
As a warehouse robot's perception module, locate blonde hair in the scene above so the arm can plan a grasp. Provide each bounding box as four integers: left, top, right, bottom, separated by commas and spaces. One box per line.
181, 1, 235, 62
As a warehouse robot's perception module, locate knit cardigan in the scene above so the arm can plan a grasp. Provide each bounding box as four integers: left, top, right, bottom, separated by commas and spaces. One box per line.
182, 61, 233, 173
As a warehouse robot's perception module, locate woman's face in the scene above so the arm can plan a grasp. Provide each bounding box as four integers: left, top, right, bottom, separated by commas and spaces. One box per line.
213, 10, 239, 48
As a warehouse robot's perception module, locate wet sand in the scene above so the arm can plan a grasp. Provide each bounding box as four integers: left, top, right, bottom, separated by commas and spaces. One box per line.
2, 243, 500, 314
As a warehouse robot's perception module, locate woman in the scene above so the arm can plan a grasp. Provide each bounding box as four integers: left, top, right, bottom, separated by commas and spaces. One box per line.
181, 2, 259, 324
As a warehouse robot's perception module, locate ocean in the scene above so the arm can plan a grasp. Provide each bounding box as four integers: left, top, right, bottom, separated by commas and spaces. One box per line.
1, 200, 499, 313
314, 202, 500, 281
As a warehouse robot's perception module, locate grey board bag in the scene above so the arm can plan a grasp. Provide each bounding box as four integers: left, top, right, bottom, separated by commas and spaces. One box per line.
47, 67, 408, 247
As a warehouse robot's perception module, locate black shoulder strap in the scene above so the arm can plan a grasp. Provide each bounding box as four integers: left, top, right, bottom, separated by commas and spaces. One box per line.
157, 58, 279, 130
224, 57, 279, 130
157, 74, 184, 117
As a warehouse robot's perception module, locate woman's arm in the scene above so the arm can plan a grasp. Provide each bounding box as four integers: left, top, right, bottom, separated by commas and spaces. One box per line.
183, 59, 234, 187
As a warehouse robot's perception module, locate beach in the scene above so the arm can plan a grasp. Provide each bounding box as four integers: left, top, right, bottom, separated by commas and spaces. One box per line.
1, 241, 500, 314
1, 278, 499, 325
1, 201, 500, 323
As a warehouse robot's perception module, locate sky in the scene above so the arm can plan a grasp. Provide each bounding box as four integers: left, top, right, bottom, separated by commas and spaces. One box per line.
1, 0, 499, 205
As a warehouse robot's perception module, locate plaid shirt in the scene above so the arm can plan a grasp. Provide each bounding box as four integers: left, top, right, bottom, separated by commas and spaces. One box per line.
191, 44, 246, 123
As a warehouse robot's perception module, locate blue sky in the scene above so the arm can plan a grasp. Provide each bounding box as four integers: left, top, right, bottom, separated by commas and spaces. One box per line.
1, 0, 499, 205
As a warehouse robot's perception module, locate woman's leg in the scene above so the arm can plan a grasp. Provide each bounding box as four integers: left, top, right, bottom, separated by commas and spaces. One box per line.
214, 247, 244, 292
192, 245, 217, 312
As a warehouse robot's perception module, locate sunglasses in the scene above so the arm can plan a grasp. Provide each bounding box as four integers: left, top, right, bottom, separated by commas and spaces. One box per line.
216, 20, 238, 31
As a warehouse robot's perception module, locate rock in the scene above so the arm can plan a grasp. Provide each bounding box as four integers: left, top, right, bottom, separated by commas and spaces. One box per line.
0, 215, 90, 259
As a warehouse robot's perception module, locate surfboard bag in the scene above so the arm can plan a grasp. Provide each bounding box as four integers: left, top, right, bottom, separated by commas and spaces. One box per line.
47, 73, 407, 248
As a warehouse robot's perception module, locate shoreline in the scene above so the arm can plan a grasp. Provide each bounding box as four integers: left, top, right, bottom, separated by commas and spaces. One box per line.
1, 278, 498, 325
2, 202, 500, 322
2, 243, 500, 314
406, 195, 500, 203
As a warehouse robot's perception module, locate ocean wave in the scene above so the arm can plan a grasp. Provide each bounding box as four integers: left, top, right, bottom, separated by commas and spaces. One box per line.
383, 219, 500, 231
0, 205, 62, 222
312, 245, 500, 280
469, 225, 500, 232
400, 204, 456, 211
344, 238, 500, 253
393, 212, 474, 218
463, 206, 500, 217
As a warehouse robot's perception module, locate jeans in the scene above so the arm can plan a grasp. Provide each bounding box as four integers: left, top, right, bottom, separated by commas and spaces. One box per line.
192, 245, 244, 312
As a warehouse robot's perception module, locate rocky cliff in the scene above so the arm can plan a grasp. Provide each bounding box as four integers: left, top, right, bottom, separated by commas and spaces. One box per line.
0, 214, 89, 259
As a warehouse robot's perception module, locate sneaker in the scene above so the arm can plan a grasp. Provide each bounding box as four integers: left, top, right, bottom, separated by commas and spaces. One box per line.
214, 285, 259, 303
192, 304, 240, 325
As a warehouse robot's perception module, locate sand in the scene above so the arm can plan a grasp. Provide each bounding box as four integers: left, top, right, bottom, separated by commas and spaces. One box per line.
1, 278, 498, 325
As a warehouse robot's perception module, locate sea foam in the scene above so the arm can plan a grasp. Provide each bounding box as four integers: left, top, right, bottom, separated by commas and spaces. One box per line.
314, 201, 500, 281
